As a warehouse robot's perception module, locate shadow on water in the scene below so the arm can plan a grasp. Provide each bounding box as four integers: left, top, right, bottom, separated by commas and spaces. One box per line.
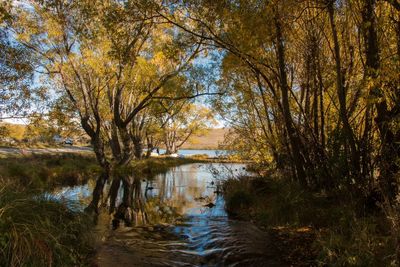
50, 163, 281, 266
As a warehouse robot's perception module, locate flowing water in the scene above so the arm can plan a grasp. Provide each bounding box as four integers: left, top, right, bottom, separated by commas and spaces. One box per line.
52, 163, 281, 267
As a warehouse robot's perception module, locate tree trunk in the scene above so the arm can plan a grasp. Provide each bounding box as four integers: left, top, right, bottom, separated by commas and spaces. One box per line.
165, 131, 177, 154
118, 126, 134, 165
109, 122, 122, 161
327, 1, 360, 177
132, 135, 143, 159
84, 131, 112, 213
115, 176, 134, 226
108, 176, 121, 214
84, 169, 110, 213
274, 15, 307, 186
362, 0, 399, 198
146, 135, 154, 158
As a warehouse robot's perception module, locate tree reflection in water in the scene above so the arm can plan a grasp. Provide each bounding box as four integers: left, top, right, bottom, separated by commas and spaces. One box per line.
52, 163, 280, 266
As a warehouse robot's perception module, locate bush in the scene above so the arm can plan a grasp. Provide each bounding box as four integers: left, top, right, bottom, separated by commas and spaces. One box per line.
223, 178, 254, 216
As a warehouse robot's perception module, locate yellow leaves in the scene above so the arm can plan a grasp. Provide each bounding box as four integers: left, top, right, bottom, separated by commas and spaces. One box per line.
134, 51, 174, 81
133, 56, 158, 83
366, 77, 377, 92
16, 31, 31, 44
0, 123, 26, 140
152, 51, 169, 72
15, 10, 40, 43
153, 26, 173, 46
44, 16, 63, 41
15, 4, 63, 45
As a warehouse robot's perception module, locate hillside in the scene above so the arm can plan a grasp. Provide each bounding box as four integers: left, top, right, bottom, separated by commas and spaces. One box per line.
182, 128, 229, 149
0, 123, 229, 150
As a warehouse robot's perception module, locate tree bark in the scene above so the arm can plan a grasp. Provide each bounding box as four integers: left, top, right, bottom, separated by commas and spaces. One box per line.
115, 176, 134, 226
327, 1, 360, 177
274, 15, 307, 186
132, 135, 143, 159
362, 0, 399, 198
85, 170, 110, 213
80, 117, 112, 213
108, 176, 121, 213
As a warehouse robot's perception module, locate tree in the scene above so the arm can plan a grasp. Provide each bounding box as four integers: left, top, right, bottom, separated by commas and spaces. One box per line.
160, 102, 214, 154
0, 1, 43, 120
157, 0, 399, 196
11, 0, 210, 222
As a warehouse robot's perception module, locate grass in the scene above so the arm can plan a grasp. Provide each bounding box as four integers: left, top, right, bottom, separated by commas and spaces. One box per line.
0, 153, 100, 190
0, 180, 95, 267
0, 154, 100, 266
223, 175, 397, 266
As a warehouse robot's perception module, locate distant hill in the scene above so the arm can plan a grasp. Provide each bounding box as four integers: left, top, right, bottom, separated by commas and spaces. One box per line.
0, 122, 229, 150
182, 128, 229, 149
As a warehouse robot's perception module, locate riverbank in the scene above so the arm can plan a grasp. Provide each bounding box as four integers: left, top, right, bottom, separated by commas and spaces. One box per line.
0, 154, 240, 266
0, 152, 243, 188
0, 153, 100, 189
0, 154, 98, 266
223, 175, 397, 266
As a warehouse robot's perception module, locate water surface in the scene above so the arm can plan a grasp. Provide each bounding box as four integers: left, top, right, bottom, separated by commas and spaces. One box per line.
159, 149, 229, 157
52, 163, 280, 266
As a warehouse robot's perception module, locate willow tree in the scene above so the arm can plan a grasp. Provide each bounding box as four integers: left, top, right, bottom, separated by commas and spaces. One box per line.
12, 0, 205, 219
360, 0, 400, 197
0, 0, 43, 121
157, 0, 399, 196
158, 0, 313, 184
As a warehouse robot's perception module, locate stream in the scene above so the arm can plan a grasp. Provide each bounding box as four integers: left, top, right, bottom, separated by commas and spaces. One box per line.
51, 163, 281, 267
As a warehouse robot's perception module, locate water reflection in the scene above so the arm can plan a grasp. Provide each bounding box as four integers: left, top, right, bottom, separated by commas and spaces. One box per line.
52, 163, 280, 266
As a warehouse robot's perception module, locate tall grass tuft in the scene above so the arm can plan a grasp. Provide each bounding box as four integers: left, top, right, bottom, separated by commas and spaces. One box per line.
0, 181, 95, 266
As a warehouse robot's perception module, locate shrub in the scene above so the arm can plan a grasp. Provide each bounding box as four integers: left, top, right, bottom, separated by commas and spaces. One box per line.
223, 178, 255, 216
